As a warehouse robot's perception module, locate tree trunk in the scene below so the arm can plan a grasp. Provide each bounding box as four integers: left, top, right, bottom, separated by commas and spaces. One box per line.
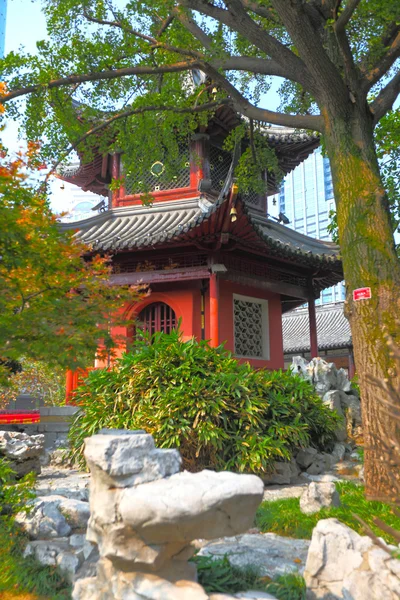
323, 106, 400, 502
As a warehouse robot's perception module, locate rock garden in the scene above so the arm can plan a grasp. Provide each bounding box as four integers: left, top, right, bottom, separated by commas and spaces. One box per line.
0, 334, 399, 600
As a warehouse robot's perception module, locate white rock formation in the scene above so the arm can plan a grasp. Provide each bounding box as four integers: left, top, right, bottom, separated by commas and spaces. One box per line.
198, 532, 310, 577
73, 429, 265, 600
304, 518, 400, 599
16, 495, 90, 539
0, 430, 44, 477
299, 482, 340, 514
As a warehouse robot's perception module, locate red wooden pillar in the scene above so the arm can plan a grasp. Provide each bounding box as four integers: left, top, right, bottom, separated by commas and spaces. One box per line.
308, 296, 318, 358
65, 370, 74, 404
209, 273, 219, 347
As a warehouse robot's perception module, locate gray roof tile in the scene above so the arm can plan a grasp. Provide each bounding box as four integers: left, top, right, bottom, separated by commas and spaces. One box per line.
283, 302, 351, 353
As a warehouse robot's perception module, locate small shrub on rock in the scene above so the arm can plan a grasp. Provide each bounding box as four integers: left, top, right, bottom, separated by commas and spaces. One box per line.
69, 330, 342, 472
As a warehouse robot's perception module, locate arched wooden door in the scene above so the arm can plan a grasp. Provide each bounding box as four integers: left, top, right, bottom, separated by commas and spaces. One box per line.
137, 302, 177, 335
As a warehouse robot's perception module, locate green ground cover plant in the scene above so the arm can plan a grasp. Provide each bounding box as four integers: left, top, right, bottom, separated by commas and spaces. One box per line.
68, 330, 341, 472
193, 555, 306, 600
0, 458, 71, 599
256, 481, 400, 545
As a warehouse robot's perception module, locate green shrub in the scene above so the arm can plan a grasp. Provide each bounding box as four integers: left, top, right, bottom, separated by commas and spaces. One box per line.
0, 458, 71, 598
255, 481, 400, 545
69, 330, 342, 472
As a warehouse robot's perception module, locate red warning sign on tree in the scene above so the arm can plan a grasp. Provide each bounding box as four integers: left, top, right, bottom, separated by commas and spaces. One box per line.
353, 287, 372, 301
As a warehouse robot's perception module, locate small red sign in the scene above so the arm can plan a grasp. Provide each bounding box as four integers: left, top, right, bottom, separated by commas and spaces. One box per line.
353, 287, 372, 301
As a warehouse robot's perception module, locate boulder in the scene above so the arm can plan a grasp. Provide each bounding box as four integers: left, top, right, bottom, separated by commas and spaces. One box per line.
311, 359, 338, 395
304, 518, 400, 599
262, 462, 292, 485
16, 496, 71, 539
296, 447, 318, 470
0, 431, 44, 477
198, 532, 310, 577
331, 442, 346, 462
84, 429, 181, 488
24, 538, 80, 582
322, 390, 343, 414
116, 469, 264, 544
336, 368, 352, 393
290, 357, 314, 383
299, 482, 340, 514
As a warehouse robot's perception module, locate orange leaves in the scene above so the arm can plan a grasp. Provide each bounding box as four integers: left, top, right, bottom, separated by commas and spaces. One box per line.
0, 82, 6, 114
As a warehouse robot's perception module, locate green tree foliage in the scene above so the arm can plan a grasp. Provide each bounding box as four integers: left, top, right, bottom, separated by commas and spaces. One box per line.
0, 358, 66, 409
0, 144, 141, 383
68, 330, 341, 471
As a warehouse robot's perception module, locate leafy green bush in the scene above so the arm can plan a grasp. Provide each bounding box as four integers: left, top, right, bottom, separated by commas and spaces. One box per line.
256, 481, 400, 545
0, 458, 71, 598
69, 330, 342, 472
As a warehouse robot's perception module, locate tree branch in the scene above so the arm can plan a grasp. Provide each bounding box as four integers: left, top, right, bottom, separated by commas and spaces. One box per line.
270, 0, 349, 108
240, 0, 279, 23
214, 55, 299, 79
83, 9, 204, 60
370, 70, 400, 126
172, 6, 213, 50
335, 0, 361, 32
204, 62, 324, 130
360, 25, 400, 93
179, 0, 313, 90
0, 61, 199, 105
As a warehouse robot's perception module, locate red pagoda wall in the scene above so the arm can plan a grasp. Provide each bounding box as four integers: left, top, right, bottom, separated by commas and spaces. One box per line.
211, 280, 284, 370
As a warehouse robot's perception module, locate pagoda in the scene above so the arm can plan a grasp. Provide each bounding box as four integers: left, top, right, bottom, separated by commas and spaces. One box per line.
60, 106, 343, 399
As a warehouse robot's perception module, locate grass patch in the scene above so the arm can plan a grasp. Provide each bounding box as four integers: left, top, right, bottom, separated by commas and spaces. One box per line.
0, 523, 71, 599
193, 555, 306, 599
256, 481, 400, 544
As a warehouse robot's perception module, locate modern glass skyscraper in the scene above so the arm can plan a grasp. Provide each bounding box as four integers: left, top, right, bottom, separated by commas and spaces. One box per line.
0, 0, 7, 58
271, 147, 345, 305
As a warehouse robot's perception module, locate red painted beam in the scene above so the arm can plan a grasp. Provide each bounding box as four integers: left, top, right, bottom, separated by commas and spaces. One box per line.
109, 267, 211, 286
0, 411, 40, 424
209, 273, 219, 347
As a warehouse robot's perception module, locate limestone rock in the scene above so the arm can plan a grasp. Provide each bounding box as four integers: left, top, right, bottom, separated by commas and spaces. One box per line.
24, 538, 80, 582
262, 462, 292, 485
296, 447, 318, 469
312, 359, 338, 395
0, 431, 44, 477
0, 431, 44, 461
16, 496, 71, 539
290, 357, 313, 382
331, 442, 346, 462
336, 368, 352, 393
58, 498, 90, 531
304, 518, 400, 599
84, 429, 181, 488
322, 390, 343, 414
198, 532, 310, 577
75, 430, 265, 600
117, 469, 264, 545
73, 558, 209, 600
299, 482, 340, 514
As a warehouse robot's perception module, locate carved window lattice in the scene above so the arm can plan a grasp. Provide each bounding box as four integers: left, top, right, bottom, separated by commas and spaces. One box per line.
124, 146, 190, 195
209, 145, 232, 191
137, 302, 177, 335
242, 190, 263, 210
233, 295, 269, 359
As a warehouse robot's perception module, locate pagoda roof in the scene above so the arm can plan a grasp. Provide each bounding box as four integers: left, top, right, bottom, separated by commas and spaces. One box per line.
57, 123, 319, 196
283, 302, 351, 353
60, 195, 341, 272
